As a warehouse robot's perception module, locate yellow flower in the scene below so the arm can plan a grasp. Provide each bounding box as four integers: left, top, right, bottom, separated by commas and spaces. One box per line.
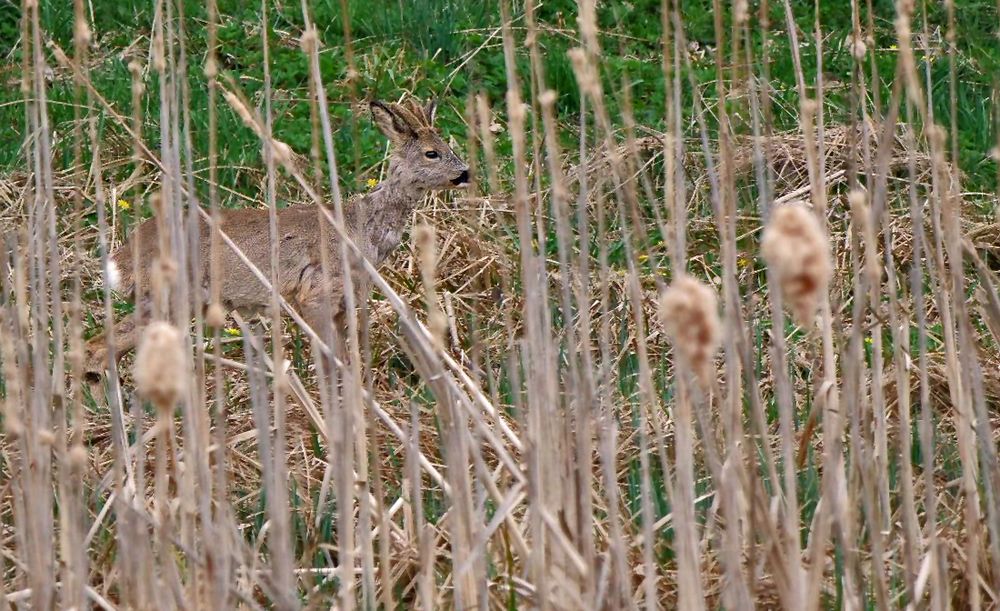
864, 336, 873, 345
117, 199, 131, 210
366, 177, 378, 189
888, 44, 898, 51
737, 255, 751, 269
224, 327, 241, 337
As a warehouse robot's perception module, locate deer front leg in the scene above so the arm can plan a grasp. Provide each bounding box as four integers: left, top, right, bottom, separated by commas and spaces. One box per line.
293, 268, 361, 383
84, 298, 151, 384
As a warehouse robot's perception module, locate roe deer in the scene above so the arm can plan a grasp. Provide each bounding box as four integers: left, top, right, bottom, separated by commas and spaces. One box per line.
84, 97, 469, 382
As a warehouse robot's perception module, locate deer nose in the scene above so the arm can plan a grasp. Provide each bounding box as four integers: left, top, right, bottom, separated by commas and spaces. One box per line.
451, 169, 470, 186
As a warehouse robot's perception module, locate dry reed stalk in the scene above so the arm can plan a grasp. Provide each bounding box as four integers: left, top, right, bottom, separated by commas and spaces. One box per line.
594, 5, 705, 608
759, 202, 830, 607
257, 4, 298, 605
672, 3, 787, 607
58, 0, 92, 606
499, 2, 555, 606
293, 17, 521, 610
88, 113, 151, 606
173, 3, 218, 601
524, 6, 590, 599
704, 7, 754, 603
19, 1, 59, 605
204, 0, 235, 604
295, 25, 343, 599
416, 221, 484, 608
738, 0, 789, 583
406, 401, 435, 610
842, 9, 893, 603
337, 0, 361, 179
903, 91, 948, 611
1, 231, 31, 605
775, 2, 849, 607
940, 1, 1000, 591
150, 1, 193, 602
571, 95, 601, 606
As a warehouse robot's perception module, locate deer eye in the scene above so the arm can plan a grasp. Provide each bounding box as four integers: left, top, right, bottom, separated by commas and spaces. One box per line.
424, 150, 440, 159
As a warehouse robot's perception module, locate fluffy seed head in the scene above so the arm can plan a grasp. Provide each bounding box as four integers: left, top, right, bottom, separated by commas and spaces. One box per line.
658, 275, 721, 387
734, 0, 749, 23
134, 321, 188, 409
761, 203, 833, 326
205, 302, 226, 328
299, 28, 318, 53
67, 445, 89, 473
847, 33, 867, 60
38, 429, 56, 446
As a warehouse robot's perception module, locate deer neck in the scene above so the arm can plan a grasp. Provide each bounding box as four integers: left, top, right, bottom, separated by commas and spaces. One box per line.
359, 174, 423, 266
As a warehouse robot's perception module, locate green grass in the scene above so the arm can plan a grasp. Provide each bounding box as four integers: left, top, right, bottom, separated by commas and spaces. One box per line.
4, 0, 996, 194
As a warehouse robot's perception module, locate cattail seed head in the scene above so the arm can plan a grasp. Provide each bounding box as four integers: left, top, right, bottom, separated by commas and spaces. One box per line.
129, 60, 145, 96
927, 124, 947, 148
539, 89, 558, 107
847, 189, 868, 214
734, 0, 749, 23
413, 223, 435, 259
801, 98, 818, 119
851, 38, 867, 60
134, 321, 188, 410
152, 257, 178, 293
658, 275, 721, 387
414, 224, 447, 346
74, 20, 92, 48
761, 203, 833, 326
206, 302, 226, 328
38, 429, 56, 446
67, 445, 89, 472
7, 420, 23, 439
271, 140, 293, 166
848, 189, 881, 285
152, 34, 166, 73
223, 90, 256, 130
299, 28, 318, 53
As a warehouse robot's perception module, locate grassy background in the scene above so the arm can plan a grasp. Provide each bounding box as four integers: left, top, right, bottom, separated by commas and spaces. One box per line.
3, 0, 997, 190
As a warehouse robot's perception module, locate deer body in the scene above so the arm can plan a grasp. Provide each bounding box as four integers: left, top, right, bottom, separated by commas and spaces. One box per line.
84, 98, 468, 381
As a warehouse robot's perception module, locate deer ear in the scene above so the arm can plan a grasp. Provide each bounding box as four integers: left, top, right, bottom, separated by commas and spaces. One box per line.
423, 99, 438, 125
370, 101, 414, 144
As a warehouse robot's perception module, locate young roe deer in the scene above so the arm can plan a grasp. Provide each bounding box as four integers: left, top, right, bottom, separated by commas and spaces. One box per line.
84, 98, 469, 382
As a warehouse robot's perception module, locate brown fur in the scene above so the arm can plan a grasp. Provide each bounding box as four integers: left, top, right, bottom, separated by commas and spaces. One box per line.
84, 98, 469, 381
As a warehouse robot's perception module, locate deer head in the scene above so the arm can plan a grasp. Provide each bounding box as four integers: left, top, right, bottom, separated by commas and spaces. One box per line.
370, 98, 470, 191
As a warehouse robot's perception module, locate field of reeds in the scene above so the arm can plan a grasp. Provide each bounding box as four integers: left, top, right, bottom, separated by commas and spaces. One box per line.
1, 0, 999, 608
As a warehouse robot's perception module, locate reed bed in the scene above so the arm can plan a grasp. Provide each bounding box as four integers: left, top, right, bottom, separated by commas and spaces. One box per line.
1, 0, 999, 609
